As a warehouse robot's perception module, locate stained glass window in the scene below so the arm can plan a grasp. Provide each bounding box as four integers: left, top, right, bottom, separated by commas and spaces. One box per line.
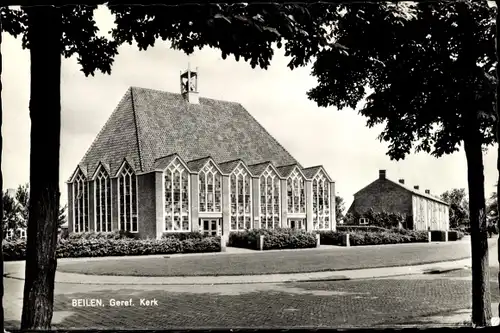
118, 163, 138, 232
165, 159, 190, 231
259, 165, 280, 229
287, 168, 305, 214
73, 169, 89, 233
230, 164, 252, 231
199, 161, 222, 213
95, 167, 112, 232
312, 170, 331, 230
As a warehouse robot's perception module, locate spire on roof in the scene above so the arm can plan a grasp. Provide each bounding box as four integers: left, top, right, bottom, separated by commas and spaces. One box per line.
180, 61, 199, 104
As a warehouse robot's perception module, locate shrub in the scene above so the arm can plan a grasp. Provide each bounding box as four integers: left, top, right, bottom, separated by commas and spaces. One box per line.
68, 230, 135, 240
3, 236, 221, 261
318, 230, 346, 246
448, 230, 464, 241
318, 229, 429, 246
337, 225, 388, 233
161, 231, 213, 241
430, 230, 447, 242
229, 228, 316, 250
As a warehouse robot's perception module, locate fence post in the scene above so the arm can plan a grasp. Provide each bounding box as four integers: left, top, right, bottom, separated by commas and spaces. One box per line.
316, 233, 320, 248
428, 231, 432, 243
342, 233, 350, 247
220, 236, 227, 252
257, 235, 264, 251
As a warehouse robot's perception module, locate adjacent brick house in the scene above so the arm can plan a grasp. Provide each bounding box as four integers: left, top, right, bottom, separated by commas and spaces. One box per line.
67, 66, 336, 241
347, 170, 449, 231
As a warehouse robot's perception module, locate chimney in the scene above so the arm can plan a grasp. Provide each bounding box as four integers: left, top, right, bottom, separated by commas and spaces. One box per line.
425, 189, 430, 194
180, 63, 199, 104
398, 179, 405, 184
414, 185, 419, 190
379, 170, 386, 180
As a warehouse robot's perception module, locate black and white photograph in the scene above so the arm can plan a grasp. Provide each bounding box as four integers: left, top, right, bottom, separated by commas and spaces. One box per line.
2, 1, 500, 330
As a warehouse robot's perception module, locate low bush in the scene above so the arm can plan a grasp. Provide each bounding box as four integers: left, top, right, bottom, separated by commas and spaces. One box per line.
337, 225, 388, 233
161, 231, 213, 241
318, 230, 429, 246
3, 236, 221, 261
68, 230, 135, 240
430, 230, 447, 242
228, 228, 317, 250
448, 230, 465, 241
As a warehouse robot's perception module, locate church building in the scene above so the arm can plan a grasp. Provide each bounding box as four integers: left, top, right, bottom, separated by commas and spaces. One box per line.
67, 66, 336, 241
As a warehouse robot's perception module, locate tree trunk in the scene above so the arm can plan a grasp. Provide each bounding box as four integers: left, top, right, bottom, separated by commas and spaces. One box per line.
496, 0, 500, 322
0, 10, 4, 333
20, 6, 62, 330
464, 122, 492, 327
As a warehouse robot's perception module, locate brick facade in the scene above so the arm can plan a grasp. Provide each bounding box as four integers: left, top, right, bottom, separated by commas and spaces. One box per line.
349, 179, 413, 217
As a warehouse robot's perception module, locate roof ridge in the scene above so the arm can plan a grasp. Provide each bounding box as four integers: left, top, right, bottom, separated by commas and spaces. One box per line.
387, 178, 448, 205
131, 87, 144, 172
235, 103, 302, 169
75, 88, 132, 178
187, 155, 212, 163
302, 165, 323, 170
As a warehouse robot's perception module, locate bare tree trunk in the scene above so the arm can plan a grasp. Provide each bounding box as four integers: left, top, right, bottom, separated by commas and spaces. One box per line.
20, 5, 61, 330
464, 122, 492, 327
0, 10, 4, 333
496, 0, 500, 322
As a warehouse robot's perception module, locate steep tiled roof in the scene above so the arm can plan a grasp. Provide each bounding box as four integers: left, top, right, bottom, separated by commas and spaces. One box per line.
153, 154, 179, 171
354, 177, 449, 206
302, 166, 322, 180
186, 156, 212, 173
75, 87, 300, 177
218, 159, 244, 175
389, 179, 449, 205
276, 164, 299, 178
248, 161, 273, 177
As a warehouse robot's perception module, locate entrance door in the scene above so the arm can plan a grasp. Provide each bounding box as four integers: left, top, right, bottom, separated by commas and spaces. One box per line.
200, 219, 222, 236
288, 219, 305, 230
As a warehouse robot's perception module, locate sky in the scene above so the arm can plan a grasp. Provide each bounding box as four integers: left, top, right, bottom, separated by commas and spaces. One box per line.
2, 5, 499, 211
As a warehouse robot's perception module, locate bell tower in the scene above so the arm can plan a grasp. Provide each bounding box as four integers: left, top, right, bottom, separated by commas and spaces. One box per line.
180, 63, 199, 104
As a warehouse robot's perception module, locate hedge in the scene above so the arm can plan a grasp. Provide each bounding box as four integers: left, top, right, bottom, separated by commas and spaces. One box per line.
229, 228, 317, 250
337, 225, 388, 233
319, 230, 429, 246
448, 230, 465, 241
2, 236, 221, 261
161, 231, 214, 241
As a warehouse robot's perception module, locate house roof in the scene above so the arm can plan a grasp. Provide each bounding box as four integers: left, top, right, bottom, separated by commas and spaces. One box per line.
354, 177, 449, 206
391, 179, 449, 205
76, 87, 301, 178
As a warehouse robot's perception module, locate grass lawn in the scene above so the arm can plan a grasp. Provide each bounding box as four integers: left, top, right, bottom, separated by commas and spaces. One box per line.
55, 238, 496, 277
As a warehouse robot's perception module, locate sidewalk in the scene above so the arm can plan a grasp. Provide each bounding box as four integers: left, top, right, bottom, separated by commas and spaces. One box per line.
4, 257, 473, 285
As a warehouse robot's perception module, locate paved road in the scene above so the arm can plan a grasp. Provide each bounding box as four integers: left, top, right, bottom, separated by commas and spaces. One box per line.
4, 270, 499, 329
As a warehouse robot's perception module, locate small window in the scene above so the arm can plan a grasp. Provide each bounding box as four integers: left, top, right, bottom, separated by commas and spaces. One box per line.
359, 218, 368, 225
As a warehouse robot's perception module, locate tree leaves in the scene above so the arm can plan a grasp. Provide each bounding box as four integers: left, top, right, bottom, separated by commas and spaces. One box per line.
305, 1, 496, 160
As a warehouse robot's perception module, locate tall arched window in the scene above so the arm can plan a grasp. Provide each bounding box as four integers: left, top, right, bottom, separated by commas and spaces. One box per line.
287, 168, 305, 214
73, 169, 89, 233
312, 170, 330, 230
260, 165, 280, 229
95, 167, 112, 232
118, 163, 138, 232
230, 164, 252, 231
165, 159, 190, 231
199, 162, 222, 213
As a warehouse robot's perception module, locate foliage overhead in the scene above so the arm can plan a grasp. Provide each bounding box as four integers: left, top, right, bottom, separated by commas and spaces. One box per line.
305, 1, 496, 160
108, 3, 338, 70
